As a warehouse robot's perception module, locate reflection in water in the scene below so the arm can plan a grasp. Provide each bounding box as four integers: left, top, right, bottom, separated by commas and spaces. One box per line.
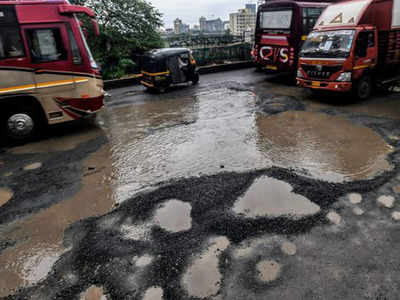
233, 176, 320, 219
153, 199, 192, 233
0, 144, 115, 297
0, 188, 13, 208
256, 111, 393, 182
182, 236, 230, 299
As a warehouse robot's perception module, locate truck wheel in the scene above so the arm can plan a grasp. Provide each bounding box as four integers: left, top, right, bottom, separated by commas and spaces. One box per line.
192, 72, 199, 85
355, 76, 372, 100
2, 108, 40, 143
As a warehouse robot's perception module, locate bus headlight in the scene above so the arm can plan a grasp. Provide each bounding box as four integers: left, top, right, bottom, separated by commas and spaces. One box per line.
336, 72, 352, 82
297, 70, 304, 79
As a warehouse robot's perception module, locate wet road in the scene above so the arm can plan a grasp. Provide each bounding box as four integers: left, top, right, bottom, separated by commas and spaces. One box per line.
1, 69, 400, 299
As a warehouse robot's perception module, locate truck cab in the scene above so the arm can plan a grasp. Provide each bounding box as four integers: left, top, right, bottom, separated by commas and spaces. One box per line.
298, 25, 378, 99
297, 0, 400, 99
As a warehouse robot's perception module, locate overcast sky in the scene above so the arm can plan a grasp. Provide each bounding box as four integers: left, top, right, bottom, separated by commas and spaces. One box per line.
148, 0, 255, 28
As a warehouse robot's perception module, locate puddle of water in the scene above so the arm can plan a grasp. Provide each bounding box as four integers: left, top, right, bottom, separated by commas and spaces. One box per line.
182, 236, 230, 299
10, 127, 103, 154
23, 162, 42, 171
281, 242, 297, 256
353, 207, 365, 216
348, 193, 363, 204
326, 211, 342, 225
80, 285, 107, 300
0, 145, 115, 297
256, 260, 281, 283
377, 195, 395, 208
256, 111, 393, 182
233, 176, 320, 219
135, 254, 153, 268
392, 211, 400, 221
0, 188, 13, 207
143, 286, 163, 300
153, 200, 192, 233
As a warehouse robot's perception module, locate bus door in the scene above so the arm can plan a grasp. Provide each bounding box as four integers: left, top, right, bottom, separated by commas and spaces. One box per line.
21, 23, 77, 121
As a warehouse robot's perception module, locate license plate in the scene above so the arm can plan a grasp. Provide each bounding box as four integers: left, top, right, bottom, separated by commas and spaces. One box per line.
265, 65, 278, 70
312, 81, 320, 87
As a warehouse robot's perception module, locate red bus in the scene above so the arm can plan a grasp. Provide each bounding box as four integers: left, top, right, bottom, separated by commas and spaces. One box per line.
253, 0, 331, 74
0, 0, 103, 142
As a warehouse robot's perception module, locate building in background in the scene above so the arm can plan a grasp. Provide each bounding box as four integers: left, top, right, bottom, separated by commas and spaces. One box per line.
199, 16, 224, 32
229, 6, 256, 38
245, 3, 256, 14
174, 18, 190, 34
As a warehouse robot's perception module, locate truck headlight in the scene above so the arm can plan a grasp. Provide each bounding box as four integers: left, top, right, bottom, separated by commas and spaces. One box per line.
336, 72, 352, 82
297, 70, 304, 79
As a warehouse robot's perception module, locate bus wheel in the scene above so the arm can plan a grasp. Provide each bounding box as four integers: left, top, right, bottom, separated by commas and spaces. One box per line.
3, 109, 39, 142
354, 76, 372, 100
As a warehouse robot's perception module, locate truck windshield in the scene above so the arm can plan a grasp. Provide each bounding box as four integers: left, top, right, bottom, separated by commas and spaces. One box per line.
300, 30, 355, 58
259, 10, 293, 29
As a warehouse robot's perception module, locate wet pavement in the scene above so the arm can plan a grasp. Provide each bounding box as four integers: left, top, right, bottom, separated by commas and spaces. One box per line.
1, 69, 400, 299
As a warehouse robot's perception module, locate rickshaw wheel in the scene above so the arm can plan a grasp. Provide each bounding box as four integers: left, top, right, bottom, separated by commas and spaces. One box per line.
192, 73, 199, 85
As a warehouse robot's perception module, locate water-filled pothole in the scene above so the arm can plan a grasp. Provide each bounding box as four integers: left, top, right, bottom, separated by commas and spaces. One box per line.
182, 236, 230, 298
0, 188, 13, 207
154, 199, 192, 233
256, 111, 393, 182
233, 176, 320, 219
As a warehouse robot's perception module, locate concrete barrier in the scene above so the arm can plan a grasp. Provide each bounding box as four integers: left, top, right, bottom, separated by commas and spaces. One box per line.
104, 61, 254, 90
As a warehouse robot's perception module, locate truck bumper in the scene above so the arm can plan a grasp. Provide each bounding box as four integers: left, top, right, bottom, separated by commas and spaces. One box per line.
297, 78, 352, 92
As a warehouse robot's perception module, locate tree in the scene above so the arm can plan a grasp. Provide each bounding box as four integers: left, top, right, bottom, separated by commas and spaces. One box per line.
71, 0, 164, 79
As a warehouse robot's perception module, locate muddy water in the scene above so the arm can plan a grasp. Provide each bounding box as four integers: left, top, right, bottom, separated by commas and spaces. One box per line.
153, 200, 192, 232
0, 188, 13, 207
142, 286, 163, 300
104, 89, 270, 202
233, 176, 320, 219
80, 285, 108, 300
256, 111, 393, 182
0, 145, 115, 297
182, 236, 230, 298
256, 260, 281, 283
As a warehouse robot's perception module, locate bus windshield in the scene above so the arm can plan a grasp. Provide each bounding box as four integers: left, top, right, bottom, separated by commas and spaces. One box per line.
259, 10, 293, 29
300, 30, 355, 58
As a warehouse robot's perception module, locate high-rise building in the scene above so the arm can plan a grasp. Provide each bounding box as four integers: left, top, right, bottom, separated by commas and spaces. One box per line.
245, 3, 256, 14
199, 17, 224, 32
229, 7, 256, 37
174, 18, 190, 34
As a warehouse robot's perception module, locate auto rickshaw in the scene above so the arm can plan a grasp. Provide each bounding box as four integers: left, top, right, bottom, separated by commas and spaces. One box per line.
140, 48, 199, 93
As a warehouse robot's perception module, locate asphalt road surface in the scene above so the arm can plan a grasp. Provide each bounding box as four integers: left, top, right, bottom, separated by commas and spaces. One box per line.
1, 69, 400, 299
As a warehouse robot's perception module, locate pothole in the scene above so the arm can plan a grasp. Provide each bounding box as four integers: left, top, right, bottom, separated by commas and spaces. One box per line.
182, 236, 230, 298
256, 111, 393, 182
0, 188, 13, 207
80, 285, 107, 300
23, 162, 42, 171
256, 260, 281, 283
153, 199, 192, 233
233, 176, 320, 219
142, 286, 163, 300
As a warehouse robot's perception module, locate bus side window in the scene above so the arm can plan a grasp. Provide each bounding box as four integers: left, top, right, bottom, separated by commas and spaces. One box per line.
302, 8, 324, 35
26, 28, 67, 63
66, 24, 82, 65
0, 27, 25, 59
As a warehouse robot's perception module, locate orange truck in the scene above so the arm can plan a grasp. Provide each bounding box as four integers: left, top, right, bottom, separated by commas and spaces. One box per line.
0, 0, 103, 142
297, 0, 400, 99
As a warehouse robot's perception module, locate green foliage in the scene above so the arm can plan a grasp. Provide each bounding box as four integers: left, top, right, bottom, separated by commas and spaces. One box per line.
71, 0, 164, 79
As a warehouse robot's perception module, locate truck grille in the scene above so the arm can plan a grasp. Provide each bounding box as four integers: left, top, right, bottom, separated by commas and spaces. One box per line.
301, 64, 342, 80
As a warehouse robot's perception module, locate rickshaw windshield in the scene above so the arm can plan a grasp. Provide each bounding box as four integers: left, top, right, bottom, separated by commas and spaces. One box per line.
141, 56, 167, 73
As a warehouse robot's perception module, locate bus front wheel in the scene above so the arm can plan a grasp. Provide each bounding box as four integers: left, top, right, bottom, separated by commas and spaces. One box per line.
2, 108, 40, 143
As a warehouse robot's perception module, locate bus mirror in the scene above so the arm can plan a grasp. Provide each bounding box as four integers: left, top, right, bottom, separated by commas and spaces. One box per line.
92, 19, 100, 36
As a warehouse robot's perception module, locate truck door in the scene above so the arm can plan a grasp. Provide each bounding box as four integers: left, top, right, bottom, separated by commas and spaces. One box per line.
22, 23, 75, 122
353, 30, 377, 76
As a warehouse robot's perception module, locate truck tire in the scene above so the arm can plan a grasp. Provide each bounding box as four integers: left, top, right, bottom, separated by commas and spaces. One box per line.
354, 75, 372, 100
2, 107, 40, 143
